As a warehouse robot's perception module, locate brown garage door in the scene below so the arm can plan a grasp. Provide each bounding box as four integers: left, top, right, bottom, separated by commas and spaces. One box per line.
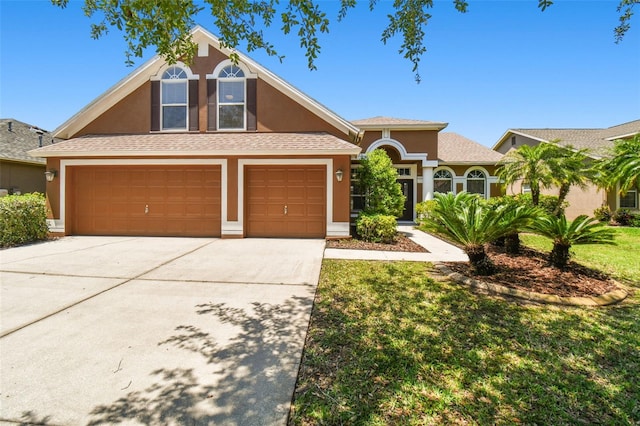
70, 165, 221, 237
246, 165, 326, 238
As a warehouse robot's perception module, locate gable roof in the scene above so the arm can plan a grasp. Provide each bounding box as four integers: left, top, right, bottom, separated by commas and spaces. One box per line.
1, 118, 59, 165
493, 119, 640, 158
29, 132, 361, 158
53, 26, 362, 142
351, 116, 448, 131
437, 132, 503, 164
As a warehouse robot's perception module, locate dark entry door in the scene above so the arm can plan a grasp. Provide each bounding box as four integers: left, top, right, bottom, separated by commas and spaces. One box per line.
398, 179, 414, 221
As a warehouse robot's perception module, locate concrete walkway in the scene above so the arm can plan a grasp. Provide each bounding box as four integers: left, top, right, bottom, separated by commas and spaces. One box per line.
324, 225, 468, 262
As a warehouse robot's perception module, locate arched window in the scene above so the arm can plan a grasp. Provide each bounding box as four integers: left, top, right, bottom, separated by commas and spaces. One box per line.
218, 64, 245, 129
466, 169, 486, 197
434, 169, 453, 194
161, 66, 188, 130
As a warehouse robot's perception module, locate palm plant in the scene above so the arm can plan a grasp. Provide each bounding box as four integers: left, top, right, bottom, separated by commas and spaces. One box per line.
547, 146, 594, 217
529, 214, 615, 269
424, 192, 539, 275
598, 135, 640, 196
497, 142, 558, 206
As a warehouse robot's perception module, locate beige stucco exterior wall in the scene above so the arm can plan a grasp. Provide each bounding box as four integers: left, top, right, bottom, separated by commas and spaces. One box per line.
0, 161, 46, 194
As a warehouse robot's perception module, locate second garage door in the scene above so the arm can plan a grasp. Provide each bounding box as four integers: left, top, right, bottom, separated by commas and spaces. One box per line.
71, 165, 221, 237
245, 165, 326, 238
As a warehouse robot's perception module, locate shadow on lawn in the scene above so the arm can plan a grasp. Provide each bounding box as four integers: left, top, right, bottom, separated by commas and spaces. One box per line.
87, 295, 313, 425
291, 260, 640, 424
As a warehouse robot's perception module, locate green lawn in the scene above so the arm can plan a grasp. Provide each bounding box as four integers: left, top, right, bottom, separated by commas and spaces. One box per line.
290, 259, 640, 425
520, 226, 640, 285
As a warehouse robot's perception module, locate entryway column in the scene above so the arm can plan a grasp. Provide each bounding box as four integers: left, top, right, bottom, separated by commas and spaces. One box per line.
422, 164, 435, 201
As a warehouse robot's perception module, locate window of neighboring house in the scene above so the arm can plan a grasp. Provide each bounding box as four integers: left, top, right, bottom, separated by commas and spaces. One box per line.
511, 136, 516, 146
521, 183, 532, 194
161, 66, 188, 130
218, 65, 245, 130
434, 169, 453, 193
467, 169, 486, 197
620, 190, 638, 209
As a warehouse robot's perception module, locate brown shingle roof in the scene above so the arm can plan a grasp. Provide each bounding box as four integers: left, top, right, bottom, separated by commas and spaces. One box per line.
29, 132, 361, 158
351, 116, 448, 130
437, 132, 503, 164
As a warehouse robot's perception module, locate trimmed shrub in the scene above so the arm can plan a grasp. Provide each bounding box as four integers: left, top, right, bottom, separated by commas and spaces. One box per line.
356, 213, 397, 243
0, 193, 49, 247
415, 200, 437, 225
630, 215, 640, 228
612, 208, 634, 226
512, 193, 566, 216
593, 205, 612, 222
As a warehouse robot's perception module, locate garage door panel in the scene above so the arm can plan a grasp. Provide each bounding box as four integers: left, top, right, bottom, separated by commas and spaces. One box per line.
72, 166, 221, 237
246, 165, 326, 238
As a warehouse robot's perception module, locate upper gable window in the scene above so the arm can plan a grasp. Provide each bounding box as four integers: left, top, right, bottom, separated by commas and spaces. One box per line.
161, 66, 188, 130
218, 65, 246, 130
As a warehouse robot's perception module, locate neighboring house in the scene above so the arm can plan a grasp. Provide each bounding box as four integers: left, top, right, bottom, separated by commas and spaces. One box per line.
493, 120, 640, 218
29, 26, 504, 238
351, 117, 503, 221
1, 118, 57, 195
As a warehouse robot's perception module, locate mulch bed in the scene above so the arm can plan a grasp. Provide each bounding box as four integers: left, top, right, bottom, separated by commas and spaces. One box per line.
444, 245, 618, 298
326, 235, 428, 253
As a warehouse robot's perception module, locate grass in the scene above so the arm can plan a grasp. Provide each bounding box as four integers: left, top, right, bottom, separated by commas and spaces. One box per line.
520, 226, 640, 285
289, 260, 640, 425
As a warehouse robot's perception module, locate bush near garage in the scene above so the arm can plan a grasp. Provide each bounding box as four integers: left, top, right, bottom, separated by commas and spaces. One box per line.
612, 208, 636, 226
0, 193, 49, 247
356, 213, 397, 244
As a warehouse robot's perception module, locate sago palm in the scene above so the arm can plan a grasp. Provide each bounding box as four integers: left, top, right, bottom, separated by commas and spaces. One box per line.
529, 214, 615, 269
425, 192, 539, 275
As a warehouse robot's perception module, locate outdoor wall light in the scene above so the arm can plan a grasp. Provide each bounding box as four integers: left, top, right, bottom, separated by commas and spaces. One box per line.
335, 168, 344, 182
44, 170, 57, 182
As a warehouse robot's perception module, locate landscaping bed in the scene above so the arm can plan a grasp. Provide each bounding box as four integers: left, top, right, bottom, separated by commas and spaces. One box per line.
326, 234, 427, 252
444, 245, 618, 298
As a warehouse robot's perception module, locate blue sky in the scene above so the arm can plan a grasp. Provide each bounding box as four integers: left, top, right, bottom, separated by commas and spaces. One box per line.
1, 0, 639, 147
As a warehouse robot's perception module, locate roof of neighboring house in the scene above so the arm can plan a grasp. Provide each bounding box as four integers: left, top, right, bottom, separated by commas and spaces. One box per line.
54, 26, 362, 142
29, 132, 362, 158
0, 118, 59, 165
493, 119, 640, 158
352, 116, 448, 131
437, 132, 503, 164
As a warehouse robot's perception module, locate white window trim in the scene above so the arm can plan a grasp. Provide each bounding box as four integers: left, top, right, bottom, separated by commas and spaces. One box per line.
217, 77, 247, 131
207, 60, 257, 132
152, 63, 199, 132
433, 166, 456, 195
463, 166, 490, 199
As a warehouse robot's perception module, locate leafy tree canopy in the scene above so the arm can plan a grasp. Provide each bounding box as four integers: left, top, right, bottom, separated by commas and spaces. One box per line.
51, 0, 638, 82
357, 149, 405, 217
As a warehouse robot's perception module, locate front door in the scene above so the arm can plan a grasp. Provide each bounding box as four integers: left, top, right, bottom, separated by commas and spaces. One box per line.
398, 178, 414, 221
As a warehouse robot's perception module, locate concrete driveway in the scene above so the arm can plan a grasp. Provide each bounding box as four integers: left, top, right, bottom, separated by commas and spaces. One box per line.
1, 236, 325, 425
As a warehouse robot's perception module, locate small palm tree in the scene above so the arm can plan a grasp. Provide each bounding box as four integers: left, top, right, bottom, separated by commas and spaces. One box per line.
529, 214, 615, 269
547, 145, 594, 217
497, 142, 558, 206
424, 192, 539, 275
598, 135, 640, 197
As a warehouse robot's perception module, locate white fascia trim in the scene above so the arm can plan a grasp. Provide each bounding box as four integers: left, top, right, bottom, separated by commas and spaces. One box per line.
56, 158, 227, 234
33, 149, 361, 158
366, 138, 432, 167
237, 158, 337, 236
605, 131, 639, 141
357, 123, 448, 131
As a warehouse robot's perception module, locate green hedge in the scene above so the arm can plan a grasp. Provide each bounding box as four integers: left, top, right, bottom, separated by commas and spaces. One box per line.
356, 213, 397, 243
0, 193, 49, 247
